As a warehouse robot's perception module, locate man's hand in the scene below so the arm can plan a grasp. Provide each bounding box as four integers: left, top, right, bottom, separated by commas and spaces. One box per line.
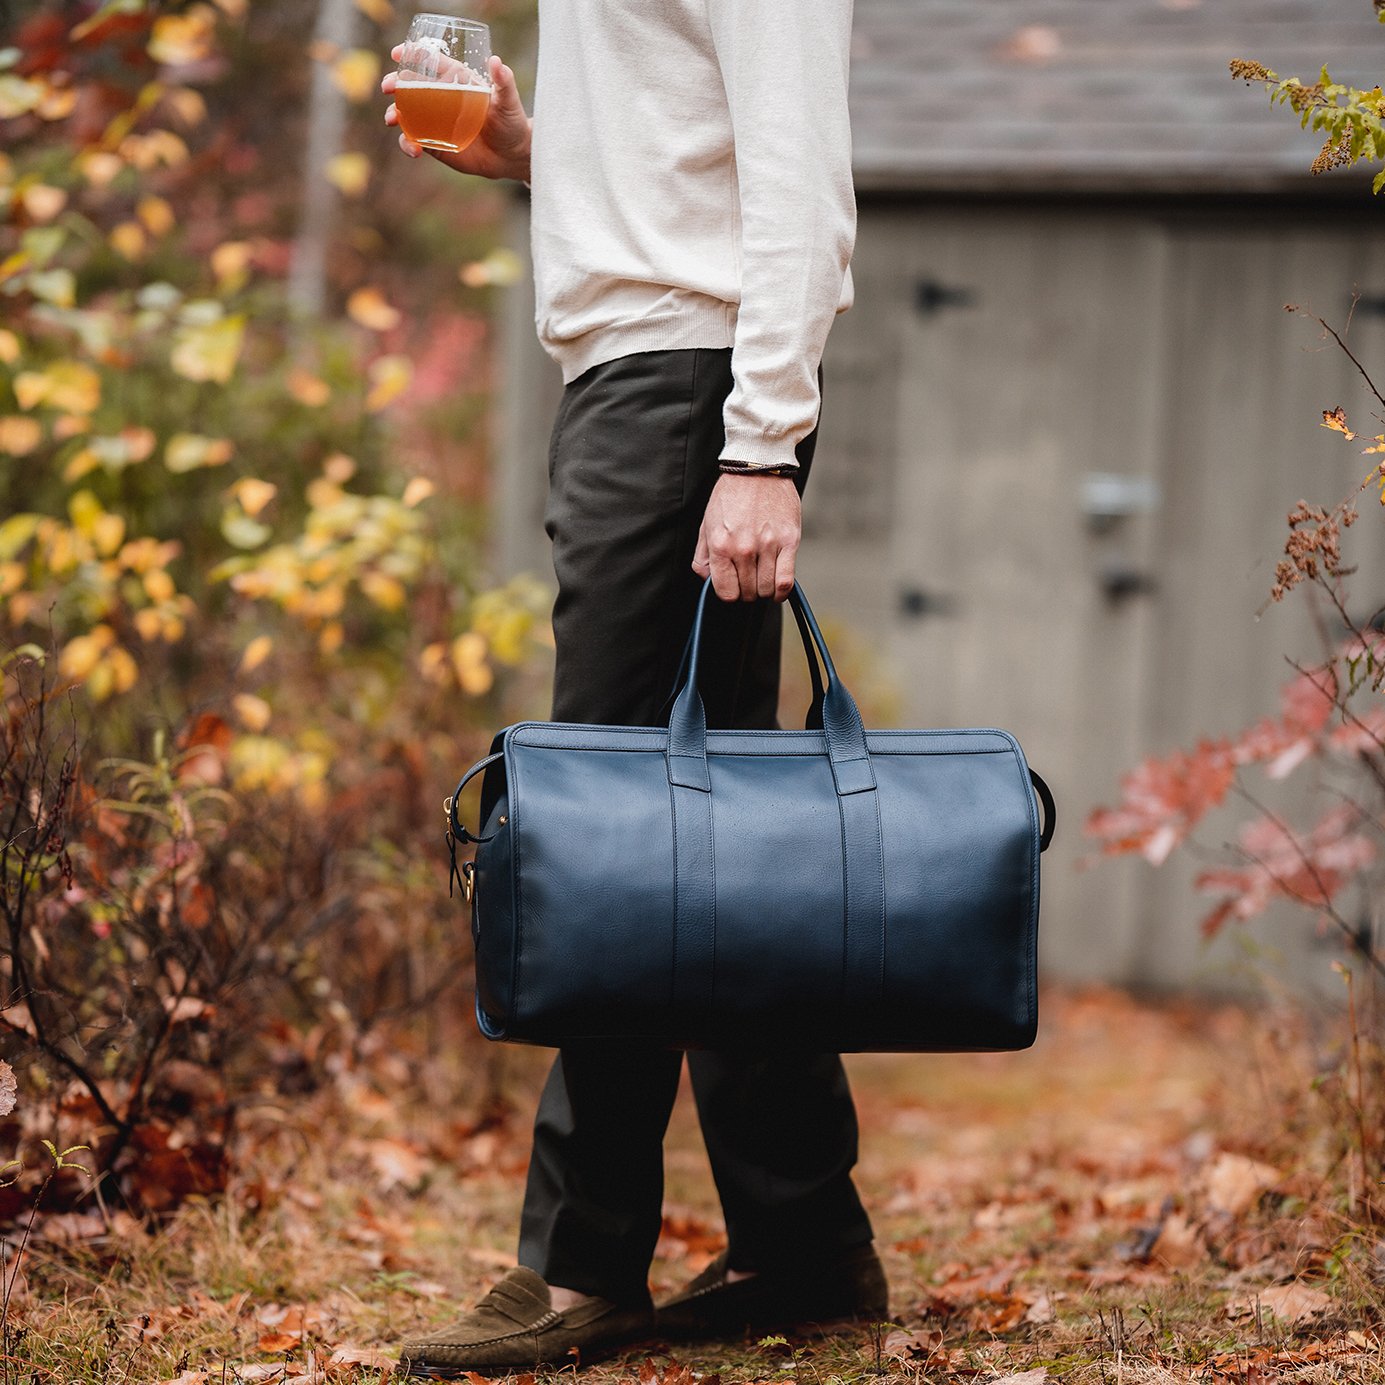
692, 474, 801, 602
381, 53, 532, 182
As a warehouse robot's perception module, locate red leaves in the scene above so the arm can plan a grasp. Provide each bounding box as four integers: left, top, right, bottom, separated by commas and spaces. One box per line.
1086, 655, 1382, 939
1195, 807, 1376, 938
1085, 739, 1236, 865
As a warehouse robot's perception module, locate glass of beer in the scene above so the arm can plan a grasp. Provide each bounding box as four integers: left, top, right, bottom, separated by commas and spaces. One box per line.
395, 14, 492, 154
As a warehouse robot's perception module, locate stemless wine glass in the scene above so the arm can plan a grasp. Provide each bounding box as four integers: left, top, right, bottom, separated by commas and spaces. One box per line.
394, 14, 492, 154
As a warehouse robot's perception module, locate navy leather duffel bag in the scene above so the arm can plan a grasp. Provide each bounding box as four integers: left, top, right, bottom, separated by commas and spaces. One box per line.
446, 580, 1055, 1052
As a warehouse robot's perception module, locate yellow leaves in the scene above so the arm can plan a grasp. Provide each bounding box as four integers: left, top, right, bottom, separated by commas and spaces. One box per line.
77, 150, 125, 187
401, 476, 434, 508
71, 0, 148, 42
110, 219, 145, 259
118, 536, 181, 573
165, 433, 235, 472
137, 195, 175, 237
0, 416, 42, 457
354, 0, 396, 23
59, 624, 138, 701
171, 313, 245, 383
359, 571, 406, 611
69, 489, 126, 557
232, 692, 271, 731
143, 568, 176, 603
470, 576, 553, 665
210, 239, 254, 289
225, 478, 276, 518
323, 453, 356, 484
347, 286, 401, 332
0, 514, 42, 562
325, 151, 371, 197
421, 632, 494, 696
148, 7, 219, 66
0, 75, 45, 120
305, 476, 345, 512
14, 361, 101, 414
161, 86, 208, 127
287, 368, 331, 407
227, 735, 328, 807
1321, 405, 1357, 440
36, 84, 77, 122
365, 354, 411, 412
19, 184, 67, 223
65, 427, 158, 480
132, 601, 188, 643
0, 330, 19, 363
330, 49, 381, 103
118, 129, 189, 171
240, 634, 273, 672
459, 248, 523, 288
221, 509, 272, 550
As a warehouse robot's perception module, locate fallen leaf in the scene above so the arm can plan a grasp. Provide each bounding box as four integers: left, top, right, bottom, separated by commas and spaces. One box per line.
258, 1332, 301, 1353
1203, 1152, 1281, 1217
329, 1345, 395, 1372
991, 1372, 1048, 1385
364, 1137, 431, 1192
1150, 1211, 1205, 1269
1226, 1282, 1333, 1326
882, 1327, 943, 1361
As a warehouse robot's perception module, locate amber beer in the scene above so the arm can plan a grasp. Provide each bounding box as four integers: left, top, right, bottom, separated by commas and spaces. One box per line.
396, 80, 490, 153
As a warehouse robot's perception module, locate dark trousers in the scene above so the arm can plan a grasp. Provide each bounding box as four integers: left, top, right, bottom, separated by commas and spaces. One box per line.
516, 348, 873, 1308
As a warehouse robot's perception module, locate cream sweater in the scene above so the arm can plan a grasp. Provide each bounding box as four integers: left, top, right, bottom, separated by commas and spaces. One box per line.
529, 0, 856, 471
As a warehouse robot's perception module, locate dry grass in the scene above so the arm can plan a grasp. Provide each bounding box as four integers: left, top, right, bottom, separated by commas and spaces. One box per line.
2, 987, 1382, 1384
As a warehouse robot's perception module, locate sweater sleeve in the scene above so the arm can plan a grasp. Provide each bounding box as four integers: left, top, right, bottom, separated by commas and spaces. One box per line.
706, 0, 856, 471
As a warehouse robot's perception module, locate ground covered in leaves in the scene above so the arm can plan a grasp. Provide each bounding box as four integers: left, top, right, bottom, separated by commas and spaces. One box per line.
3, 987, 1382, 1384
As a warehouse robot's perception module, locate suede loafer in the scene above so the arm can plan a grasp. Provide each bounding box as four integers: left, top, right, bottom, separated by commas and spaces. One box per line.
399, 1267, 655, 1377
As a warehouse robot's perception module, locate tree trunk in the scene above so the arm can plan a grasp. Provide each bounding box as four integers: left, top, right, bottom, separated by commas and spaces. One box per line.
287, 0, 363, 318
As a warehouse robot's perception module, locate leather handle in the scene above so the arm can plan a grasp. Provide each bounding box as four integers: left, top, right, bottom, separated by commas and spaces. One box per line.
661, 589, 826, 730
446, 750, 504, 845
668, 580, 874, 796
1030, 769, 1057, 853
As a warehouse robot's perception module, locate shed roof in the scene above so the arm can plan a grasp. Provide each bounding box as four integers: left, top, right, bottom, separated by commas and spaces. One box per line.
851, 0, 1385, 194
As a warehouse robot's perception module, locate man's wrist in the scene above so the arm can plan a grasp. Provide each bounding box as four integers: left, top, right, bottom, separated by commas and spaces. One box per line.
718, 460, 799, 477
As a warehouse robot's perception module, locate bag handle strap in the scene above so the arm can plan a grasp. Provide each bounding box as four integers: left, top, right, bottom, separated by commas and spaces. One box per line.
667, 579, 874, 797
1031, 769, 1057, 852
660, 587, 826, 730
443, 749, 504, 899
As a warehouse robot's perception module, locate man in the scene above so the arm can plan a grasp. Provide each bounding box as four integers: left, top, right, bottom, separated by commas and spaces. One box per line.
382, 2, 885, 1375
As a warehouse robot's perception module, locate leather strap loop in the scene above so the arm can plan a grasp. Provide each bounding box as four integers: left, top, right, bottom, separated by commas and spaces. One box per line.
670, 775, 716, 1014
838, 777, 887, 1008
447, 751, 504, 844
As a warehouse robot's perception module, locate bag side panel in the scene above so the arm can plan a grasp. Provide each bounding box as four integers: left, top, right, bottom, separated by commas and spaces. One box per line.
473, 788, 517, 1037
873, 747, 1038, 1049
